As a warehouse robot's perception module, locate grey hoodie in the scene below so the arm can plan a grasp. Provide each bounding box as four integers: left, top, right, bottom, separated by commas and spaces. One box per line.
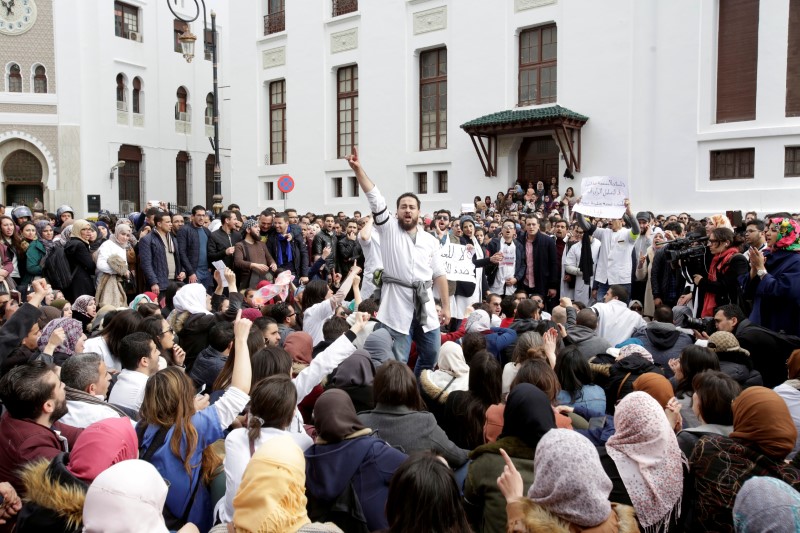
565, 307, 612, 361
632, 321, 694, 377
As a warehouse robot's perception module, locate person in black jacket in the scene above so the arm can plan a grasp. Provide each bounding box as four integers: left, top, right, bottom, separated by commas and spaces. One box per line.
336, 219, 362, 275
267, 212, 309, 282
517, 216, 558, 302
692, 227, 747, 317
0, 280, 50, 372
63, 220, 96, 302
313, 214, 338, 274
138, 213, 184, 296
177, 206, 213, 291
207, 210, 242, 270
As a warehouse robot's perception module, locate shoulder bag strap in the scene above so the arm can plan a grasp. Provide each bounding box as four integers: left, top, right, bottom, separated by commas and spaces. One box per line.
616, 372, 633, 399
433, 376, 458, 402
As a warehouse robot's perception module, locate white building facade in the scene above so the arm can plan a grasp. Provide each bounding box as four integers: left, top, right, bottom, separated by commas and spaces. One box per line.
227, 0, 800, 217
0, 0, 229, 216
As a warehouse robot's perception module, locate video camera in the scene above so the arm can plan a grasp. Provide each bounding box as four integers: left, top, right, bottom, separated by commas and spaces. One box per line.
677, 314, 716, 335
664, 233, 709, 263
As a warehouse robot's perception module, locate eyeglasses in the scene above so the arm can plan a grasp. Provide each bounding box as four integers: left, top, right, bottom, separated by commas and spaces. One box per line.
287, 312, 296, 318
436, 216, 450, 221
158, 328, 174, 336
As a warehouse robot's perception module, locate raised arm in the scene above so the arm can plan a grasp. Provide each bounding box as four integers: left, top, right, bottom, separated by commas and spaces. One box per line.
345, 147, 375, 194
230, 311, 253, 394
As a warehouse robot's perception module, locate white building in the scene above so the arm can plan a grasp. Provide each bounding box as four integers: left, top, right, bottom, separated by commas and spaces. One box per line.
227, 0, 800, 217
0, 0, 229, 216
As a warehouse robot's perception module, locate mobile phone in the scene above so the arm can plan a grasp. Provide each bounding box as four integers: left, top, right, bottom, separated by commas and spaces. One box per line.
195, 383, 206, 397
10, 291, 20, 304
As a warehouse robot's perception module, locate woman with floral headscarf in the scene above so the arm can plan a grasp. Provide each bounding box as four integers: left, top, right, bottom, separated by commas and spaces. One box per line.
63, 219, 96, 302
71, 295, 97, 333
95, 223, 134, 308
743, 217, 800, 336
37, 317, 86, 365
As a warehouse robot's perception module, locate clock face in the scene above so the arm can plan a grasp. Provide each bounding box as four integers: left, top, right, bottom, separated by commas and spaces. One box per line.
0, 0, 37, 36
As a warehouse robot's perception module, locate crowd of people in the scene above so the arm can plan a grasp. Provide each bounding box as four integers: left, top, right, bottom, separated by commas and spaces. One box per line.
0, 148, 799, 533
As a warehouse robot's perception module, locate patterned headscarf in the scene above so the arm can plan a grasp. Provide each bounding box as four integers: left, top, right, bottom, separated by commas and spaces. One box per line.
769, 218, 800, 251
35, 220, 55, 253
528, 428, 613, 528
617, 343, 654, 363
465, 310, 491, 333
606, 392, 685, 533
37, 317, 84, 355
733, 476, 800, 533
72, 295, 95, 316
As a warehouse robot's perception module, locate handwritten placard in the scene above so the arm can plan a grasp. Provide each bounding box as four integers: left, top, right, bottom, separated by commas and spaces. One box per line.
439, 243, 476, 282
573, 176, 628, 219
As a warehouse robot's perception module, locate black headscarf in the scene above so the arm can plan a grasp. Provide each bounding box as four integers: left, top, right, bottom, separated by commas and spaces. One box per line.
313, 389, 367, 443
579, 231, 594, 284
329, 350, 375, 388
500, 383, 556, 449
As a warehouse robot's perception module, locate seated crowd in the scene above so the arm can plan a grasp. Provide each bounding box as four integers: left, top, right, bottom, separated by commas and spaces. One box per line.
0, 187, 798, 533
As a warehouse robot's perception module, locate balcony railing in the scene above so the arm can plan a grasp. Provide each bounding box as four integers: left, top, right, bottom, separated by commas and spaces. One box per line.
332, 0, 358, 17
264, 10, 285, 35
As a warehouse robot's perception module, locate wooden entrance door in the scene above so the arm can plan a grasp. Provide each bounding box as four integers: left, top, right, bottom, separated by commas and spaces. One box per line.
517, 137, 559, 191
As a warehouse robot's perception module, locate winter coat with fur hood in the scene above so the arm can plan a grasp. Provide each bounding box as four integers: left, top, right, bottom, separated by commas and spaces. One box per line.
506, 499, 639, 533
15, 452, 87, 533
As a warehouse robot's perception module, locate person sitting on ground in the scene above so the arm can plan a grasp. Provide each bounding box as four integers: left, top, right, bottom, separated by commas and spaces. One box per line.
676, 370, 741, 458
632, 305, 694, 377
774, 349, 800, 460
554, 345, 606, 412
419, 341, 470, 421
705, 331, 763, 389
188, 321, 234, 393
591, 284, 647, 347
669, 345, 721, 429
58, 353, 130, 427
326, 349, 376, 413
107, 332, 161, 412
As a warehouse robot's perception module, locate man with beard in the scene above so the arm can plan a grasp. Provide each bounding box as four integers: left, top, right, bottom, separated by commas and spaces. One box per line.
313, 214, 338, 275
0, 360, 82, 493
234, 219, 277, 289
337, 218, 363, 275
346, 147, 449, 376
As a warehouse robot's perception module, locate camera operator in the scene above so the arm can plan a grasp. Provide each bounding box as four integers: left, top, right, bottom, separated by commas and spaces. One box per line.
650, 222, 685, 309
667, 223, 710, 314
691, 227, 747, 318
710, 304, 800, 389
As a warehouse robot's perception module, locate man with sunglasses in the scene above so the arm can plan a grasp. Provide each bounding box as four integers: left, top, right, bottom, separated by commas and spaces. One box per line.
486, 219, 525, 297
432, 209, 459, 300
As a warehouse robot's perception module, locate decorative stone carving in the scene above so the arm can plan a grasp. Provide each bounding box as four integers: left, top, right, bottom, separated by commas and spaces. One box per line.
413, 6, 446, 34
0, 128, 57, 186
515, 0, 556, 11
331, 28, 357, 53
262, 46, 286, 69
117, 111, 128, 125
133, 113, 144, 127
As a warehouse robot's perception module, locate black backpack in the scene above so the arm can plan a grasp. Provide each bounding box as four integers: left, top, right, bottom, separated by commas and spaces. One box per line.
42, 245, 75, 290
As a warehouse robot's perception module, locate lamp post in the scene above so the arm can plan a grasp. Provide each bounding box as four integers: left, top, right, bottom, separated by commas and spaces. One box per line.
168, 0, 223, 216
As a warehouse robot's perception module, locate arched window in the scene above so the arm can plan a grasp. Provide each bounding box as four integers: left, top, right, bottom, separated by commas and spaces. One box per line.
33, 65, 47, 93
205, 93, 214, 125
3, 150, 42, 182
8, 64, 22, 92
175, 86, 189, 121
132, 77, 143, 114
116, 73, 127, 111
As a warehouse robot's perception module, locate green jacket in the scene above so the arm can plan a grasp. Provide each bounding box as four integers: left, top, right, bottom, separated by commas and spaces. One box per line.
25, 239, 46, 279
464, 436, 536, 533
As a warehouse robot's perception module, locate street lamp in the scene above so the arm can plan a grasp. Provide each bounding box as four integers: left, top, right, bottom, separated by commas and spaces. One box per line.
168, 0, 223, 216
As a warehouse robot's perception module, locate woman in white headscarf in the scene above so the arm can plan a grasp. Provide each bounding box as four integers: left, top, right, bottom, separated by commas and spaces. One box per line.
95, 224, 134, 308
451, 216, 502, 322
420, 341, 470, 417
636, 227, 667, 317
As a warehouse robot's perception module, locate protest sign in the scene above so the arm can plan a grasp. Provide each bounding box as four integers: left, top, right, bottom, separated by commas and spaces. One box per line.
439, 243, 476, 282
572, 176, 628, 219
212, 260, 228, 287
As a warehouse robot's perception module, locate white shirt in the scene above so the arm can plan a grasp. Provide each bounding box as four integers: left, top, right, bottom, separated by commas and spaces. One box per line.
83, 336, 119, 372
107, 369, 150, 412
490, 240, 517, 295
591, 299, 647, 347
303, 299, 335, 347
366, 186, 444, 333
593, 227, 639, 285
358, 232, 382, 300
218, 427, 313, 523
60, 399, 132, 428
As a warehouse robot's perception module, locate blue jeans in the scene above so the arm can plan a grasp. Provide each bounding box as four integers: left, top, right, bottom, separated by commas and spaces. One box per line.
196, 268, 214, 293
386, 318, 441, 377
596, 282, 631, 303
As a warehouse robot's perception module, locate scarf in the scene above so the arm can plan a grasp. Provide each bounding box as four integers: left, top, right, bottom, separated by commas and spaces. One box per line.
34, 221, 55, 254
633, 373, 674, 409
329, 350, 375, 388
733, 476, 800, 532
72, 295, 95, 316
172, 283, 212, 315
363, 328, 394, 368
110, 223, 133, 249
465, 310, 491, 333
770, 218, 800, 251
284, 331, 313, 364
579, 231, 594, 284
313, 389, 367, 443
156, 230, 174, 254
37, 317, 84, 355
730, 386, 797, 460
701, 246, 740, 317
437, 341, 469, 378
67, 417, 138, 484
70, 219, 91, 244
276, 233, 293, 266
606, 392, 685, 533
499, 383, 557, 449
528, 429, 613, 528
617, 343, 654, 363
232, 435, 309, 533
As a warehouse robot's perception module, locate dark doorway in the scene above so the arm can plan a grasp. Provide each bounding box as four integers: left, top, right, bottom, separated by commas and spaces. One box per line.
118, 144, 142, 214
205, 155, 215, 210
517, 136, 559, 191
3, 150, 44, 207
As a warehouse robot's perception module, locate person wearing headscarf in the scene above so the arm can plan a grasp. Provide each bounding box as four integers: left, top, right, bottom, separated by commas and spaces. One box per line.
465, 309, 517, 362
285, 331, 313, 365
362, 328, 393, 368
71, 295, 96, 333
689, 386, 800, 532
326, 350, 375, 412
498, 429, 639, 532
38, 305, 62, 328
16, 418, 138, 532
303, 389, 406, 532
82, 459, 199, 533
774, 349, 800, 460
420, 341, 470, 413
743, 217, 800, 336
601, 391, 685, 533
221, 435, 341, 533
601, 342, 665, 415
95, 223, 134, 308
25, 221, 55, 280
733, 476, 800, 533
635, 227, 667, 317
464, 383, 557, 533
633, 372, 675, 409
37, 317, 86, 365
62, 219, 96, 302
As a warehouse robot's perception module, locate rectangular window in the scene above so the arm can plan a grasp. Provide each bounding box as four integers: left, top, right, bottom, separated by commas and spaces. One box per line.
266, 181, 275, 201
437, 170, 448, 193
337, 66, 359, 158
710, 148, 755, 180
176, 153, 189, 207
349, 176, 359, 197
332, 177, 343, 198
270, 80, 286, 165
716, 0, 759, 123
519, 24, 557, 106
787, 0, 800, 116
265, 0, 285, 35
786, 147, 800, 177
420, 48, 447, 151
333, 0, 358, 17
416, 172, 428, 194
114, 2, 139, 39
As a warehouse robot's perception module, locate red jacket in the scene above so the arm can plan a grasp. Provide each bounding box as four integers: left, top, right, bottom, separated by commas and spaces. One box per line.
0, 412, 82, 493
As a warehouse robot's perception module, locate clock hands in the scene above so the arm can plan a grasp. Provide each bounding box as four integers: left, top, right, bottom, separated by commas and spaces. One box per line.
1, 0, 12, 16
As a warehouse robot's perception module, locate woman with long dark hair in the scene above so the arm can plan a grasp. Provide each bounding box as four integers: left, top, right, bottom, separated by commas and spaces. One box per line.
555, 345, 605, 412
83, 309, 142, 373
0, 216, 22, 289
670, 345, 720, 429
